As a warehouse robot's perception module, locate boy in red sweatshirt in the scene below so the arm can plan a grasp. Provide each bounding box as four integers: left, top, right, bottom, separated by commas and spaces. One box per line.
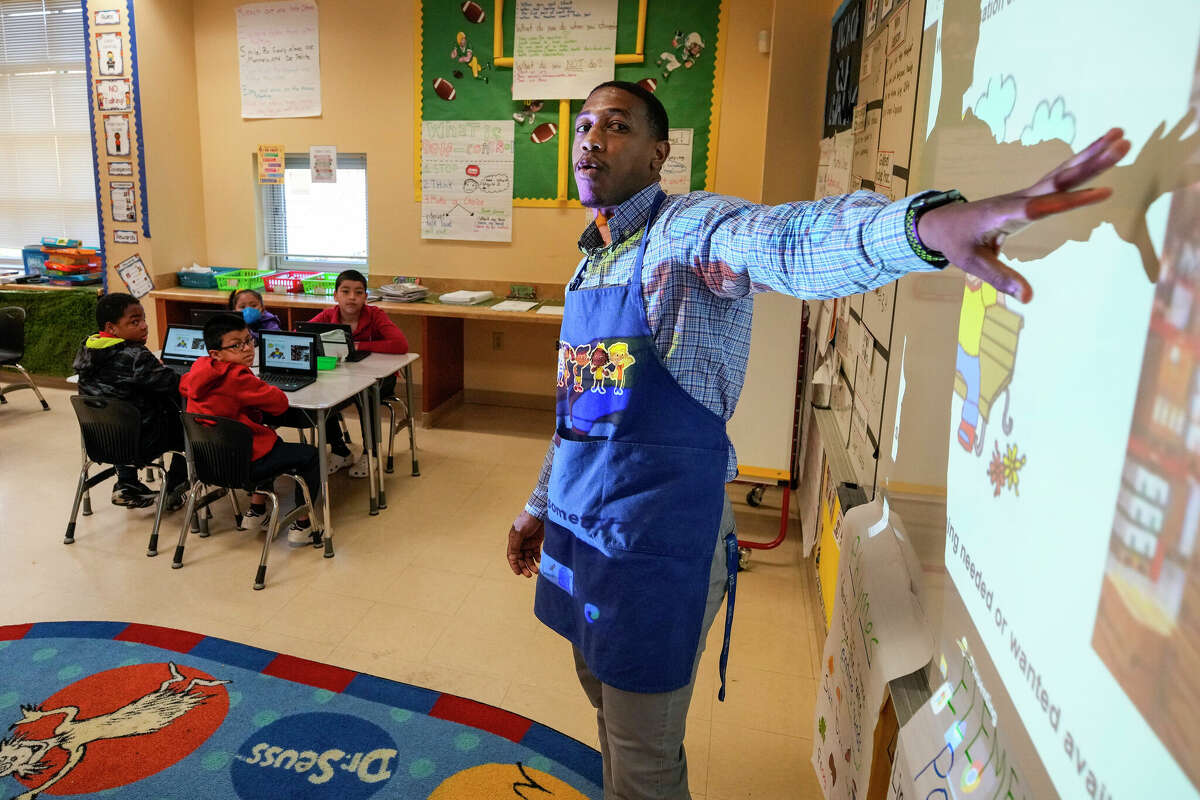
307, 269, 408, 478
179, 314, 322, 547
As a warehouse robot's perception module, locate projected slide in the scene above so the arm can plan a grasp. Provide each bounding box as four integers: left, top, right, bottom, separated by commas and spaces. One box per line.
923, 0, 1200, 797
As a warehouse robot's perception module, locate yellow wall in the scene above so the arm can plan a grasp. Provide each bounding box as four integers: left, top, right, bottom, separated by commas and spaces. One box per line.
107, 0, 841, 402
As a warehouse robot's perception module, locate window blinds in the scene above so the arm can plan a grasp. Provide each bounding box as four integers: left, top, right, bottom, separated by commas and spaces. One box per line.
260, 152, 368, 270
0, 0, 97, 261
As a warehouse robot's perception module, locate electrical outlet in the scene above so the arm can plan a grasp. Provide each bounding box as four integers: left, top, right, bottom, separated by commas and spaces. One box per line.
492, 331, 504, 351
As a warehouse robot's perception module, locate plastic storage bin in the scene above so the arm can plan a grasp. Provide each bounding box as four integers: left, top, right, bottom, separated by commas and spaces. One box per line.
263, 270, 318, 293
214, 270, 273, 292
177, 266, 240, 289
22, 246, 48, 276
300, 272, 340, 296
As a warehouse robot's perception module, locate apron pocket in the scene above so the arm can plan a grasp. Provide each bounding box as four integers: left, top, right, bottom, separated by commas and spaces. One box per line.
601, 440, 727, 558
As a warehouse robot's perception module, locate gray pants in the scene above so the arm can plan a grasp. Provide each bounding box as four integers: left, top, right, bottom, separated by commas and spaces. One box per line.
573, 499, 734, 800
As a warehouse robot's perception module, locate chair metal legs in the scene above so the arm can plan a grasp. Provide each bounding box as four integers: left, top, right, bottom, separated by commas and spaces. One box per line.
382, 394, 419, 477
64, 457, 117, 545
255, 491, 281, 591
0, 363, 49, 410
171, 474, 319, 590
144, 461, 170, 557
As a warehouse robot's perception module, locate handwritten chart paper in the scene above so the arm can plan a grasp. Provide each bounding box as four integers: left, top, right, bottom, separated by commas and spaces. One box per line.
236, 1, 321, 119
660, 128, 694, 194
811, 500, 933, 800
421, 120, 514, 242
512, 0, 617, 100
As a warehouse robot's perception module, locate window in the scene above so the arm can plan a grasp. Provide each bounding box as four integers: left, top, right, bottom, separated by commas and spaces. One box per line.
260, 153, 368, 272
0, 0, 98, 271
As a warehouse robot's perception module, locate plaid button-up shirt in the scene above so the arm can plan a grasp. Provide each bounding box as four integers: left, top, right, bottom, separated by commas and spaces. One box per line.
525, 182, 938, 519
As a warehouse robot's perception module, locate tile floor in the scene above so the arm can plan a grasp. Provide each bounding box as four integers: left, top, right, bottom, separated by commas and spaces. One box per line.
0, 387, 825, 799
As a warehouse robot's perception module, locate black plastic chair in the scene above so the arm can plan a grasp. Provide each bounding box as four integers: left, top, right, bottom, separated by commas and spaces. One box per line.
66, 396, 178, 554
173, 412, 318, 590
0, 307, 49, 410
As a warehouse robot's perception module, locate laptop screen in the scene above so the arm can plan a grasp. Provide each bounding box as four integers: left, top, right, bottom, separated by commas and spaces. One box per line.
162, 326, 208, 362
261, 331, 316, 374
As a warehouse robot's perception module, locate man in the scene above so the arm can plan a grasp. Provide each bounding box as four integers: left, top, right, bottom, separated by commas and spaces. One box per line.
506, 81, 1128, 799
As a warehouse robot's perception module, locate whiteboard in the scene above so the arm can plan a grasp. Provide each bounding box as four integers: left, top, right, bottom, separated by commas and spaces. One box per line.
727, 292, 803, 480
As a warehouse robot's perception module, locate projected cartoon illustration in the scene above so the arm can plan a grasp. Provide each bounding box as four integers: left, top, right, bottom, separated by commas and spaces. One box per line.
556, 338, 639, 437
954, 275, 1024, 456
1093, 72, 1200, 783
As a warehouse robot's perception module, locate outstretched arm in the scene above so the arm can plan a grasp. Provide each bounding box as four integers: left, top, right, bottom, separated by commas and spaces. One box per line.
918, 128, 1131, 302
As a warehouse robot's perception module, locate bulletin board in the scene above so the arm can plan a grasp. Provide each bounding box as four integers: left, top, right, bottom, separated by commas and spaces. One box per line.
415, 0, 726, 206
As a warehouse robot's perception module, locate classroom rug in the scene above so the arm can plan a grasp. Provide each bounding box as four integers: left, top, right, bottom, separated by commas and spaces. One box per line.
0, 622, 602, 800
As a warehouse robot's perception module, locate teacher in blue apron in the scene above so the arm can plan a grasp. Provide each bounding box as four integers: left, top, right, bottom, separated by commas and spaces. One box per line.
506, 82, 1129, 800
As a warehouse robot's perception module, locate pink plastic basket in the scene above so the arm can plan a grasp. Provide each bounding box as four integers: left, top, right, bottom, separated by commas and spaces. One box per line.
262, 270, 318, 293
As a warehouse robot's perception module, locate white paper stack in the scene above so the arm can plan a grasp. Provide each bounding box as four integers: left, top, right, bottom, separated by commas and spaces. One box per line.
378, 282, 430, 302
439, 290, 494, 305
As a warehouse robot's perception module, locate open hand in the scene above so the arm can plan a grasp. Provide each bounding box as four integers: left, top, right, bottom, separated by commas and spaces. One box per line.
917, 127, 1132, 302
507, 511, 544, 577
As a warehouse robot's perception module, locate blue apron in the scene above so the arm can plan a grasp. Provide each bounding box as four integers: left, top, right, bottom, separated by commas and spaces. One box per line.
535, 190, 739, 695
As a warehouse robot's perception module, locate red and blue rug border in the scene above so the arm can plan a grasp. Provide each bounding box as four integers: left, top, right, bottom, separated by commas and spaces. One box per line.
0, 621, 601, 786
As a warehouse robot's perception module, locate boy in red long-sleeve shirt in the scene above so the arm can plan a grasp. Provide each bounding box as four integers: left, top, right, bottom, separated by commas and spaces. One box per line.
179, 314, 322, 548
308, 269, 408, 478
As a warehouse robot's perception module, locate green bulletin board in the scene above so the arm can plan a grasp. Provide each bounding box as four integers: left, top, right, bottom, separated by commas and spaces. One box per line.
417, 0, 726, 205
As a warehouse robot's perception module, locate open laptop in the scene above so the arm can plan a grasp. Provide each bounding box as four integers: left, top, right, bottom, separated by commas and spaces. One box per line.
258, 330, 318, 392
190, 308, 228, 326
295, 321, 371, 362
160, 324, 209, 376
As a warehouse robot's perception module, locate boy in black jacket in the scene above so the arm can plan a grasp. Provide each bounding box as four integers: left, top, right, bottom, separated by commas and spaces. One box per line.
72, 293, 188, 508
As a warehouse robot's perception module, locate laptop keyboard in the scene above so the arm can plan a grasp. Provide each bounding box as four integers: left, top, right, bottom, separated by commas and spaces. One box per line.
260, 373, 316, 392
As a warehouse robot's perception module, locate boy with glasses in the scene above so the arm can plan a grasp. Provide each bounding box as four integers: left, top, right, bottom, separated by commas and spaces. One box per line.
179, 314, 321, 546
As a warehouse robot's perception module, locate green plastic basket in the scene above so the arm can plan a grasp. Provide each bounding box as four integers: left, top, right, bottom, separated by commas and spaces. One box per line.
300, 272, 340, 296
214, 269, 273, 292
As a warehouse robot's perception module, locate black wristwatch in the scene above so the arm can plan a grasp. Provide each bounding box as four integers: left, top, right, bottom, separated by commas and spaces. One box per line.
905, 189, 966, 267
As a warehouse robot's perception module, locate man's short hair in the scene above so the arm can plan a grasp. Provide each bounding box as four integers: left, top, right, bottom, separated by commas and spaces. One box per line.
590, 81, 669, 141
96, 292, 139, 329
203, 313, 248, 351
335, 269, 368, 291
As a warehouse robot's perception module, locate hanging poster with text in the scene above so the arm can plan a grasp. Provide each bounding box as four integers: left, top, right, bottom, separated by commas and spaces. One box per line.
421, 120, 515, 242
660, 129, 694, 195
95, 78, 131, 111
103, 114, 129, 157
812, 499, 933, 800
116, 254, 154, 299
824, 0, 864, 137
309, 145, 336, 183
236, 0, 322, 118
512, 0, 618, 100
96, 32, 123, 76
110, 182, 136, 223
257, 144, 285, 185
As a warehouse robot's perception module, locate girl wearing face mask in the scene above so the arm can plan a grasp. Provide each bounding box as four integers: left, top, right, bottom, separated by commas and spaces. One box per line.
228, 289, 282, 341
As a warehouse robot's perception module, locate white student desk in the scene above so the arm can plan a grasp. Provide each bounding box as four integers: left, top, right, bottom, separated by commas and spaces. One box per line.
273, 368, 377, 558
339, 352, 422, 509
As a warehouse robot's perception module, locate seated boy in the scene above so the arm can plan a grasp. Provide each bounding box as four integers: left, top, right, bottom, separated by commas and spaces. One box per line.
307, 269, 408, 478
179, 313, 322, 547
228, 288, 282, 341
72, 292, 189, 509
